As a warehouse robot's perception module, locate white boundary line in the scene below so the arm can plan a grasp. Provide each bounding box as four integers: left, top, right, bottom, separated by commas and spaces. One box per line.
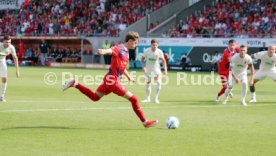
0, 103, 275, 113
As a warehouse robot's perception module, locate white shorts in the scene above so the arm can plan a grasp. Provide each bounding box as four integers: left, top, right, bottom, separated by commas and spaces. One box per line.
0, 61, 7, 78
228, 72, 247, 88
255, 70, 276, 80
145, 70, 162, 82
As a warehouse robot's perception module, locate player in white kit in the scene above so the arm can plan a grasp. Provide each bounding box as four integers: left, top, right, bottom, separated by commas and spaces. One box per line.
0, 35, 20, 102
222, 45, 254, 106
141, 39, 167, 104
249, 45, 276, 103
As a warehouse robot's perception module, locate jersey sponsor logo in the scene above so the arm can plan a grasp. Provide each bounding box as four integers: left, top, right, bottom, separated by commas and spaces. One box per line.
148, 58, 157, 62
265, 61, 273, 65
237, 64, 244, 68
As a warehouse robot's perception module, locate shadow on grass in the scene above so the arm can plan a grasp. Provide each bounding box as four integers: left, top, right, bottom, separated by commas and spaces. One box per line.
89, 128, 145, 131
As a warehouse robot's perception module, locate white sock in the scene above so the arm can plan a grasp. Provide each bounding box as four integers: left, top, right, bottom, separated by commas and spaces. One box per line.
1, 82, 7, 98
241, 82, 247, 102
155, 80, 161, 100
251, 92, 256, 99
224, 87, 232, 101
146, 83, 151, 100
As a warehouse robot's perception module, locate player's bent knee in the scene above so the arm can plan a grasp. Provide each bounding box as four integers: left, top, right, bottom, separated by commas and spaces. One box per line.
1, 78, 7, 83
129, 95, 138, 102
96, 91, 105, 98
93, 96, 101, 101
157, 79, 161, 84
94, 91, 104, 101
123, 91, 134, 99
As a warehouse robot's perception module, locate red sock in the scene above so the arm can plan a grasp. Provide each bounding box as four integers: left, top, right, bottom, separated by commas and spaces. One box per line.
76, 84, 101, 101
129, 95, 146, 122
218, 85, 227, 96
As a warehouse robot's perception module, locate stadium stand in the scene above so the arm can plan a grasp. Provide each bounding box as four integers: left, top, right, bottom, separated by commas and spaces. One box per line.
0, 0, 174, 37
0, 0, 24, 10
0, 0, 18, 5
166, 0, 276, 38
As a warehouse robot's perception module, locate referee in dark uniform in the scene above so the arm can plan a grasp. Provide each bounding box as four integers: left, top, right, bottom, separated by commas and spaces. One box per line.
259, 42, 268, 51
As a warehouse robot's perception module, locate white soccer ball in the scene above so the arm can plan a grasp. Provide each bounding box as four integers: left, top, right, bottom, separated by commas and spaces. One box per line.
166, 116, 180, 129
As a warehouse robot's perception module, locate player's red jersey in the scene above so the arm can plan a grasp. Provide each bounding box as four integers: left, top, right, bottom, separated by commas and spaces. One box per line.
97, 44, 129, 96
104, 44, 129, 82
218, 46, 240, 75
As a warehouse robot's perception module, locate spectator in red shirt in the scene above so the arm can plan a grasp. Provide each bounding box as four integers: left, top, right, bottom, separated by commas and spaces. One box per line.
18, 40, 25, 64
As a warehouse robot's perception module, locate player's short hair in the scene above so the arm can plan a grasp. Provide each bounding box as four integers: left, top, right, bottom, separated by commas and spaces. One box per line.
268, 45, 276, 50
240, 45, 248, 48
3, 35, 11, 40
151, 39, 158, 44
125, 31, 140, 42
228, 39, 235, 44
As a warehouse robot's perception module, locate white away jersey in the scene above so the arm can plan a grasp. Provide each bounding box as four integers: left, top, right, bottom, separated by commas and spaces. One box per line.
253, 51, 276, 71
0, 42, 16, 61
230, 53, 252, 75
142, 47, 164, 72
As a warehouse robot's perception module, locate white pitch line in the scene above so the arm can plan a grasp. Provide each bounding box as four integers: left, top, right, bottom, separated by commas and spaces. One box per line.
0, 103, 275, 113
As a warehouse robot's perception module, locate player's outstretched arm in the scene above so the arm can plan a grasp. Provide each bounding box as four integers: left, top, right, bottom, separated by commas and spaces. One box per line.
251, 52, 262, 59
249, 64, 255, 86
161, 54, 168, 75
232, 72, 240, 84
12, 54, 20, 78
98, 49, 112, 55
123, 69, 135, 83
250, 54, 256, 59
228, 57, 239, 84
229, 62, 239, 84
140, 56, 147, 73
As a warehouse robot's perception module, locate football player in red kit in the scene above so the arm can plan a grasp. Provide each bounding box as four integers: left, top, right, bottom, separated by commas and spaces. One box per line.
216, 39, 240, 101
62, 31, 158, 128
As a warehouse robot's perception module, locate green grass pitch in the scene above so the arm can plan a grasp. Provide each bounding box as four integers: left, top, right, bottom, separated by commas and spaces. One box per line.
0, 67, 276, 156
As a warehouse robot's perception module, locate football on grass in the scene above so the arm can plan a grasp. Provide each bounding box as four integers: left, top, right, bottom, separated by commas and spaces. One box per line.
166, 116, 180, 129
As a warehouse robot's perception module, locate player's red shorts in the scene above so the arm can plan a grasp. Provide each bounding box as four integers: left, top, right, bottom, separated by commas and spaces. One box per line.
219, 71, 229, 85
96, 77, 127, 96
